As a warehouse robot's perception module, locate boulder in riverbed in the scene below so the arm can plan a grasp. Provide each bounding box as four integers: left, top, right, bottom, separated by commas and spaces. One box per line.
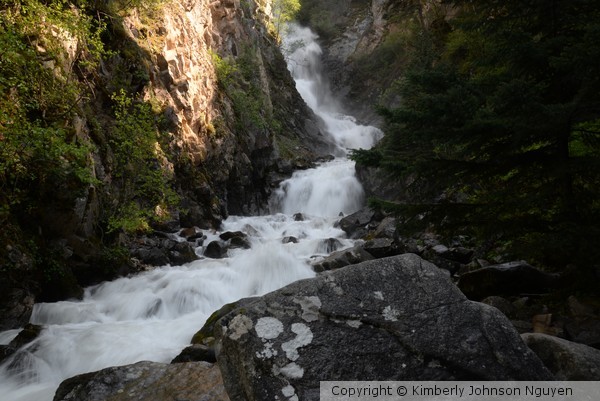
53, 361, 229, 401
204, 241, 226, 259
214, 254, 553, 401
522, 333, 600, 380
311, 245, 374, 272
337, 207, 378, 239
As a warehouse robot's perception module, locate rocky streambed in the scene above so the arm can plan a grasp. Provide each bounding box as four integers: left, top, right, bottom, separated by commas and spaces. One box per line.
50, 248, 600, 401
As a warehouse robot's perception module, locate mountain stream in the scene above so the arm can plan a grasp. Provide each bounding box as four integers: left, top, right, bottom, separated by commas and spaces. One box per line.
0, 24, 382, 401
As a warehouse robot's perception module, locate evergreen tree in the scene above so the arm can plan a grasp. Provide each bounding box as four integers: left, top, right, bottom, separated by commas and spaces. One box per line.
372, 0, 600, 267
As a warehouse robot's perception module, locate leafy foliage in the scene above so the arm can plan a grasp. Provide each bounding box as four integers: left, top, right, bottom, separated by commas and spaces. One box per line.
1, 0, 178, 235
369, 0, 600, 267
271, 0, 300, 39
106, 90, 178, 233
0, 0, 106, 221
296, 0, 343, 40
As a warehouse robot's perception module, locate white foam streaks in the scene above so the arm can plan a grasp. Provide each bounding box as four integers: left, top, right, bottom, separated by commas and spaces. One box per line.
0, 24, 381, 401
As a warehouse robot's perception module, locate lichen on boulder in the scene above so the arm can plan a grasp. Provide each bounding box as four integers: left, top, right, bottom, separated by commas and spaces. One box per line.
214, 254, 553, 401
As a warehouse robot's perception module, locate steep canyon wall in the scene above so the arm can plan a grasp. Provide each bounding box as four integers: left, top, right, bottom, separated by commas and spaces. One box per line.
0, 0, 330, 329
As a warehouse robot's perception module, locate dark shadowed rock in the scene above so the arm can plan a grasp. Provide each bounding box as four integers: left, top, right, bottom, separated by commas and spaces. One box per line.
216, 231, 251, 250
214, 254, 553, 401
422, 253, 459, 275
168, 241, 198, 265
0, 287, 36, 331
338, 207, 377, 238
355, 164, 405, 202
53, 361, 229, 401
425, 244, 474, 265
150, 217, 180, 233
444, 247, 474, 264
219, 231, 246, 241
522, 333, 600, 379
204, 241, 226, 259
316, 238, 343, 254
311, 245, 374, 272
481, 296, 517, 319
133, 247, 169, 266
180, 226, 202, 240
564, 296, 600, 347
282, 236, 298, 244
373, 216, 397, 239
9, 323, 43, 349
229, 236, 251, 250
130, 234, 199, 266
171, 344, 216, 364
0, 345, 17, 364
457, 261, 561, 300
293, 213, 304, 221
362, 238, 400, 258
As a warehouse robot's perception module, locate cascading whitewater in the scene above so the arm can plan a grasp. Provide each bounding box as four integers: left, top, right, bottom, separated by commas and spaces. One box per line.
0, 24, 381, 401
0, 217, 329, 401
283, 24, 381, 153
271, 23, 382, 217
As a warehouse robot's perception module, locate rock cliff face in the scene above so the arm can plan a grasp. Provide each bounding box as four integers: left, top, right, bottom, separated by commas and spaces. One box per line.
126, 0, 330, 220
0, 0, 331, 329
298, 0, 453, 123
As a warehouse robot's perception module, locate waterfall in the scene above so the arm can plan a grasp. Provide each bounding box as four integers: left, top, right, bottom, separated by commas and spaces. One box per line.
271, 23, 382, 217
0, 24, 381, 401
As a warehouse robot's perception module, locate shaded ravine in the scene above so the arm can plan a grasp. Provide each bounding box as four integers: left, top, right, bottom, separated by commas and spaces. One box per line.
0, 24, 381, 401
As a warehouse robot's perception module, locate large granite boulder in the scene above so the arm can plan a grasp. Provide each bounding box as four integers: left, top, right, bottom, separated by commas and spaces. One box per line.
214, 254, 553, 401
522, 333, 600, 380
53, 361, 228, 401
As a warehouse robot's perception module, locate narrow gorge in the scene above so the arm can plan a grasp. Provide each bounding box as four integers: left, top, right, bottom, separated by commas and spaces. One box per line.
2, 0, 600, 400
1, 1, 384, 399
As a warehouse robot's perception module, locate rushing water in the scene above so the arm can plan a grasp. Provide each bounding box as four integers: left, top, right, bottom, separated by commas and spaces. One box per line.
0, 24, 381, 401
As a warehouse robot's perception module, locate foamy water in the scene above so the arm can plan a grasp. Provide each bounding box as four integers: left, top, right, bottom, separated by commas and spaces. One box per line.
0, 23, 381, 401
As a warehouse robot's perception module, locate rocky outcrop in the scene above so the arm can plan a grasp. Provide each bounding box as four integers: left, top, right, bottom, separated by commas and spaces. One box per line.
119, 0, 332, 221
213, 254, 552, 401
0, 0, 332, 328
53, 361, 229, 401
0, 286, 36, 332
522, 333, 600, 380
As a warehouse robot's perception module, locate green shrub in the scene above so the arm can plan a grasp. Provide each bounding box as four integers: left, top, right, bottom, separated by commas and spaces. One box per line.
106, 90, 178, 233
0, 0, 104, 220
